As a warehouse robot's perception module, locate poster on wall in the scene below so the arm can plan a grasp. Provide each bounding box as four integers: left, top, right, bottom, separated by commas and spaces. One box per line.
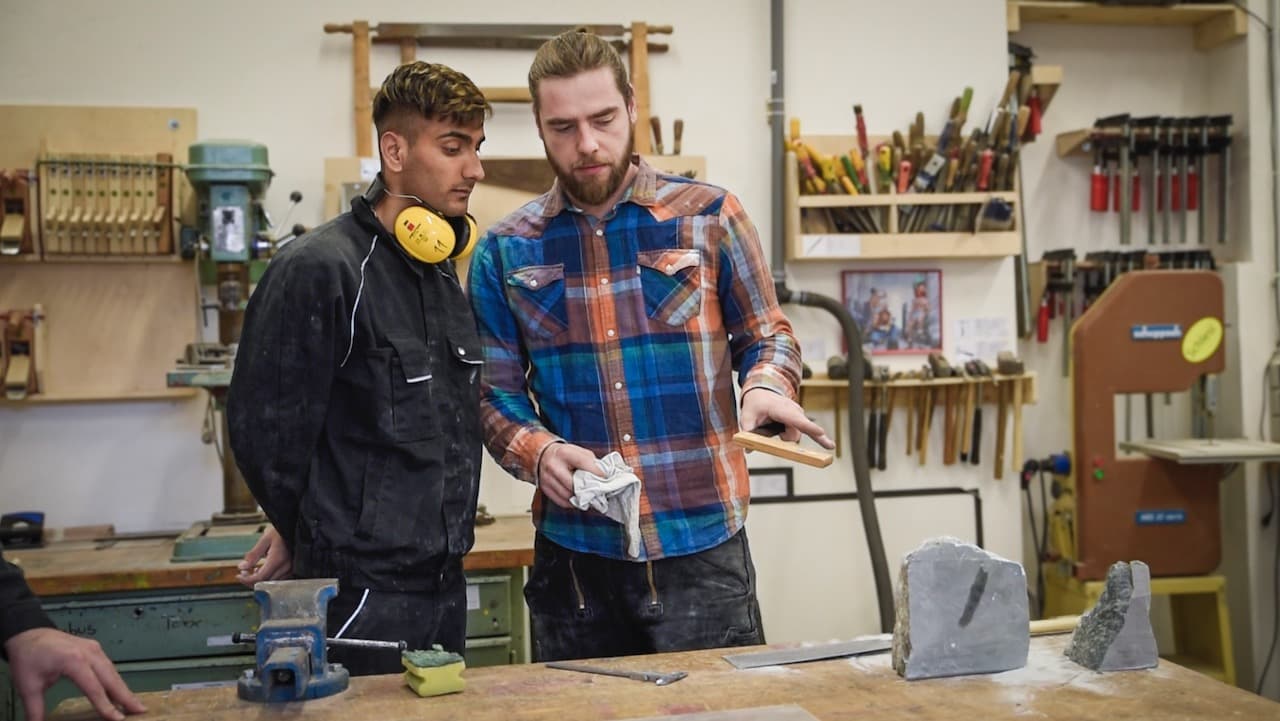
841, 269, 943, 354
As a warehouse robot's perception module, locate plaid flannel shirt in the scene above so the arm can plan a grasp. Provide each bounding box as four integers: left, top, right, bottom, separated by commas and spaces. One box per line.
467, 160, 802, 560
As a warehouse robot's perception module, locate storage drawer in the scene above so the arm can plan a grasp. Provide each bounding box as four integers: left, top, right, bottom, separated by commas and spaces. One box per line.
41, 589, 257, 663
10, 655, 253, 721
464, 635, 514, 667
464, 574, 511, 637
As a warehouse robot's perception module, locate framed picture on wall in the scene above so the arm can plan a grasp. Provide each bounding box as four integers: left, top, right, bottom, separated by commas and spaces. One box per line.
841, 269, 943, 354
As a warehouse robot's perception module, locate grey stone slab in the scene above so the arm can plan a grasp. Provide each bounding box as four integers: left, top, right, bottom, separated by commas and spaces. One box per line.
891, 537, 1030, 680
1065, 560, 1158, 672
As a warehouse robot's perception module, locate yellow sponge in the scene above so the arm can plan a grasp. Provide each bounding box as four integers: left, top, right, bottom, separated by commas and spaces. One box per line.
402, 646, 466, 697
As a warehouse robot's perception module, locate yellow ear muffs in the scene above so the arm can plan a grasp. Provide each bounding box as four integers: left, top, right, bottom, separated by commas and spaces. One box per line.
393, 205, 477, 264
450, 213, 479, 260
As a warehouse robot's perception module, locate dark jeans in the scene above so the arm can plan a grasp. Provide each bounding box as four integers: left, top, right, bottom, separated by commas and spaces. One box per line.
524, 528, 765, 662
324, 567, 466, 676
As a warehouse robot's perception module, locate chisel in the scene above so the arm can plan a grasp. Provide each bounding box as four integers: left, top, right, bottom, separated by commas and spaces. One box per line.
854, 104, 870, 162
650, 116, 664, 155
673, 118, 684, 156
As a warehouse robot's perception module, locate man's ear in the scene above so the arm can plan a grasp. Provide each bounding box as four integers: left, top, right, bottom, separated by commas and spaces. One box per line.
626, 84, 637, 125
379, 131, 405, 172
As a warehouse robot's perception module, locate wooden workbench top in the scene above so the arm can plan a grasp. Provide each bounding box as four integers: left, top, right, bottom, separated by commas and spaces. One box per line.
49, 635, 1278, 721
11, 514, 534, 596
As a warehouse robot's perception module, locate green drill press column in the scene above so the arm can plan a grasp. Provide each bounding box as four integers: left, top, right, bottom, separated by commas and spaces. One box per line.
171, 141, 275, 562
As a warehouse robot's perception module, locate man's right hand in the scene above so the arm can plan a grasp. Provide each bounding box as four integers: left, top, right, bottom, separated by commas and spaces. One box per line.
236, 526, 292, 587
537, 442, 600, 509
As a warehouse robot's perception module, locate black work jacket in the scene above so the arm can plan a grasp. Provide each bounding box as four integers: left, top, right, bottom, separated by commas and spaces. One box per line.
0, 551, 54, 656
227, 196, 482, 593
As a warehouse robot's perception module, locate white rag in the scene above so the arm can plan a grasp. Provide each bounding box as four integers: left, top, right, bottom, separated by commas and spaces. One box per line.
569, 451, 643, 559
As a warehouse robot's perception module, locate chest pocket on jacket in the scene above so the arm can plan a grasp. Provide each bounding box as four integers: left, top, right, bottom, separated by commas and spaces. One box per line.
638, 249, 702, 326
386, 334, 441, 442
506, 263, 568, 339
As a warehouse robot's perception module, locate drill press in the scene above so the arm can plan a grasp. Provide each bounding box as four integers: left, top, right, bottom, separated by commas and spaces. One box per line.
166, 141, 279, 561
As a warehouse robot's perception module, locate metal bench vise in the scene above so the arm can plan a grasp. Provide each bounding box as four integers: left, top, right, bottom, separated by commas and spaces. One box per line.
237, 578, 350, 703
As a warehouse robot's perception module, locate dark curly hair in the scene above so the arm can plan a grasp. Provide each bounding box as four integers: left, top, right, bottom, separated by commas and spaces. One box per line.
373, 61, 491, 142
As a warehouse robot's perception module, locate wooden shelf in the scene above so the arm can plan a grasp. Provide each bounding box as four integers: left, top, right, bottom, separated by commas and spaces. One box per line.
802, 372, 1037, 401
799, 373, 1037, 472
1030, 64, 1063, 115
794, 231, 1022, 261
798, 191, 1019, 208
785, 134, 1022, 262
1, 388, 196, 405
1007, 1, 1247, 51
38, 254, 183, 264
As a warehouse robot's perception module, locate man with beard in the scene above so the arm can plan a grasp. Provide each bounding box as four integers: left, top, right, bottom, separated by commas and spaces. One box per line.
227, 61, 489, 675
467, 30, 833, 662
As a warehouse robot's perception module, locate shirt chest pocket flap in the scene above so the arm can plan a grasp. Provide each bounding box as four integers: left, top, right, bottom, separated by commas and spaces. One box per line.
386, 334, 441, 442
637, 249, 702, 326
506, 263, 568, 339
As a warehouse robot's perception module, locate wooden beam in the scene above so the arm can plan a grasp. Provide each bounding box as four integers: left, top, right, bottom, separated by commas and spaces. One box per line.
482, 86, 533, 103
399, 37, 415, 64
630, 21, 651, 154
353, 21, 372, 158
1007, 0, 1021, 33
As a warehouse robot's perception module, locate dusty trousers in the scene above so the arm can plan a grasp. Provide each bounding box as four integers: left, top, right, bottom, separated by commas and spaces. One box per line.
525, 528, 765, 662
324, 564, 466, 675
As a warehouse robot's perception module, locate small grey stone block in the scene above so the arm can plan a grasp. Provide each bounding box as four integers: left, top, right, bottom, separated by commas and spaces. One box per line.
1065, 561, 1158, 672
892, 537, 1029, 680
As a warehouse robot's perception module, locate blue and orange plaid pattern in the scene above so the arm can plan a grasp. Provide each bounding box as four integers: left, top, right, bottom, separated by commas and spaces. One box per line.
467, 160, 802, 561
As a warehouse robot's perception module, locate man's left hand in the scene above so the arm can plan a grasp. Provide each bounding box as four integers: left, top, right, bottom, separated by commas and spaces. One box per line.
4, 628, 146, 721
739, 388, 835, 449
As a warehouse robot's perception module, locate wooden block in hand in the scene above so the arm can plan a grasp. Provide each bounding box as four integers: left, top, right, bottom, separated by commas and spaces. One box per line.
732, 431, 834, 468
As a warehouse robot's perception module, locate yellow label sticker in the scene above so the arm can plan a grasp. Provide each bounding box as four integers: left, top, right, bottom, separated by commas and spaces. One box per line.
1182, 317, 1223, 364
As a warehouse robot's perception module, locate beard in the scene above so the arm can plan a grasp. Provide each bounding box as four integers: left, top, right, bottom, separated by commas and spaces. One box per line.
546, 132, 634, 208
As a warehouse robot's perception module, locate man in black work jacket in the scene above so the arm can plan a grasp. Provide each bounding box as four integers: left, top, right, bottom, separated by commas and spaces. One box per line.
1, 551, 145, 721
227, 61, 491, 675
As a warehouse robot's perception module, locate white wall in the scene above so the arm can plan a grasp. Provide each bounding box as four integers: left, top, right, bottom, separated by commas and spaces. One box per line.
2, 0, 1024, 647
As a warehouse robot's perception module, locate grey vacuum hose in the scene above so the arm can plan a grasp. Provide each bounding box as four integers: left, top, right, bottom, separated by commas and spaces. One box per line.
776, 286, 895, 633
769, 0, 894, 633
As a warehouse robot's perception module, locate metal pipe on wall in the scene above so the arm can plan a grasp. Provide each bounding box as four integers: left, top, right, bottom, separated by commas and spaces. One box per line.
768, 0, 894, 633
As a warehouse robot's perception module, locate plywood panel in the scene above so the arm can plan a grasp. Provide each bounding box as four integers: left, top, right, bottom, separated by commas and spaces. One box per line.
0, 105, 196, 167
0, 261, 198, 401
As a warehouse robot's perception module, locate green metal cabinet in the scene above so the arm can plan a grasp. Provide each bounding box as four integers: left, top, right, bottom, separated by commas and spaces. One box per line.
2, 570, 526, 721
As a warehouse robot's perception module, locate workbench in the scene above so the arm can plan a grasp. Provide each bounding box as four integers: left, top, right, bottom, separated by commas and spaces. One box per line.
47, 635, 1279, 721
1, 515, 534, 721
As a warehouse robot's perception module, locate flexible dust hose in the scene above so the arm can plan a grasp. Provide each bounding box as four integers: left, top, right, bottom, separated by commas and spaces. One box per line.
767, 0, 893, 633
776, 286, 894, 633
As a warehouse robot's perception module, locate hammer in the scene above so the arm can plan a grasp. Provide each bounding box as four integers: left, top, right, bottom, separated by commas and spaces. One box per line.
997, 351, 1026, 475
